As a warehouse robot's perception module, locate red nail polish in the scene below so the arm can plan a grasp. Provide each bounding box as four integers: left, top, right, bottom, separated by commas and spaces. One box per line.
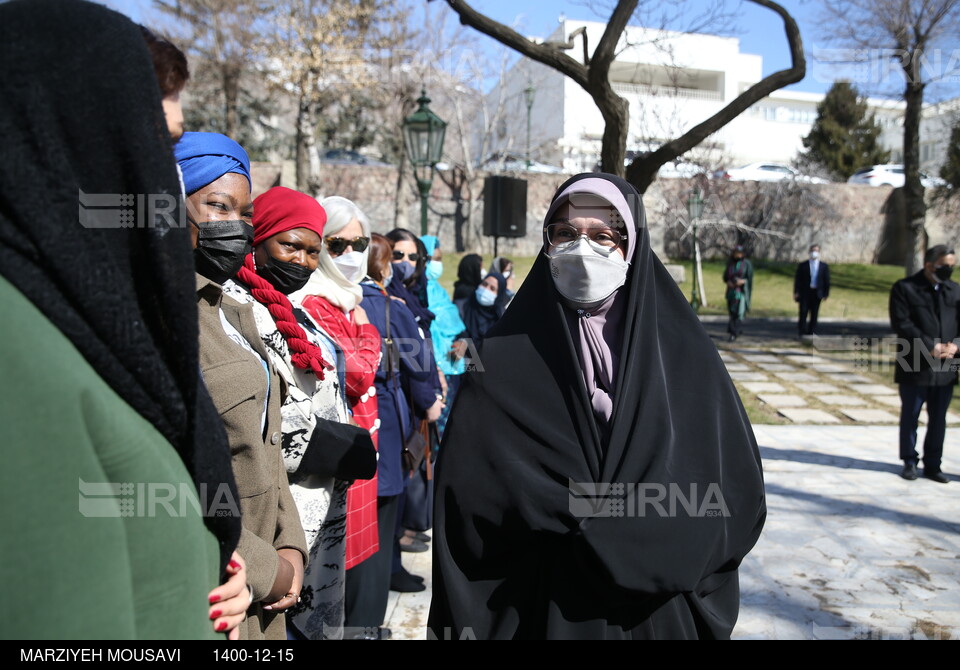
209, 594, 221, 604
229, 560, 241, 570
216, 621, 228, 632
210, 609, 222, 619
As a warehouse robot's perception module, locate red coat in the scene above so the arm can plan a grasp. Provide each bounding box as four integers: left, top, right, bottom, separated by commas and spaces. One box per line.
301, 294, 382, 569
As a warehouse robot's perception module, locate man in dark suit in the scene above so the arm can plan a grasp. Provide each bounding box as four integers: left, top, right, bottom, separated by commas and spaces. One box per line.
889, 244, 959, 483
794, 244, 830, 337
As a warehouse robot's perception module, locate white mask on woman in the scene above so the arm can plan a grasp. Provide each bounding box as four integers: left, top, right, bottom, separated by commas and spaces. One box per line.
547, 237, 628, 307
333, 251, 366, 283
475, 286, 497, 307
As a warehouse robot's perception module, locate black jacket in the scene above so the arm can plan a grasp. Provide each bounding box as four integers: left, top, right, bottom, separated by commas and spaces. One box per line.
889, 271, 960, 386
794, 260, 830, 300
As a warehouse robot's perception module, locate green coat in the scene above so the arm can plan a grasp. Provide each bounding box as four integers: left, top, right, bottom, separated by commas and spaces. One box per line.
0, 276, 221, 640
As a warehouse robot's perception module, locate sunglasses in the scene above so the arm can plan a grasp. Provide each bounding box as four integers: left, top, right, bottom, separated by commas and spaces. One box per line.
325, 236, 370, 255
392, 250, 420, 262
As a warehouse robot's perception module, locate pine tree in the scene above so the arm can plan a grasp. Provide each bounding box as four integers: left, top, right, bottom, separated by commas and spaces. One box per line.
801, 81, 890, 180
940, 120, 960, 192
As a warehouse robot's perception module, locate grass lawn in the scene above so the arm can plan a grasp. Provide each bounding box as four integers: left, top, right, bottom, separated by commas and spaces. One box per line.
670, 259, 906, 321
437, 254, 905, 323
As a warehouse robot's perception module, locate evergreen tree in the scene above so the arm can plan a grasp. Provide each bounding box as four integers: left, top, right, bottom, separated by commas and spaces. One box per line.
801, 81, 890, 180
940, 120, 960, 192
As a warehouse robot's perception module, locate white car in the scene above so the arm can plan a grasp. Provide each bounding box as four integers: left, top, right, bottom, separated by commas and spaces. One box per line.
658, 160, 708, 179
847, 164, 946, 188
714, 162, 830, 184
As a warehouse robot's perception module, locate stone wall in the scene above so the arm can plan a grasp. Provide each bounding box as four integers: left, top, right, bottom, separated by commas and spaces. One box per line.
251, 161, 955, 263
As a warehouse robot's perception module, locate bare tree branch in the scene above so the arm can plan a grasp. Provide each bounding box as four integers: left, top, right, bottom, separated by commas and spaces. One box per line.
438, 0, 590, 88
626, 0, 806, 191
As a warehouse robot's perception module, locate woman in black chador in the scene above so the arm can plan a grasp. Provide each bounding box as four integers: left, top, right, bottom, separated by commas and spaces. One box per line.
428, 173, 765, 640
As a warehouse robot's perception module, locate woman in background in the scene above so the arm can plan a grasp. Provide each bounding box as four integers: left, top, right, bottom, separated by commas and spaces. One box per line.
457, 272, 509, 355
723, 244, 753, 342
295, 196, 383, 621
488, 256, 516, 301
420, 235, 467, 435
352, 235, 436, 629
453, 253, 484, 302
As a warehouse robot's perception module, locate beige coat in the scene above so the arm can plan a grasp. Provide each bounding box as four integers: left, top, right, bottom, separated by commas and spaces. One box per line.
196, 275, 308, 640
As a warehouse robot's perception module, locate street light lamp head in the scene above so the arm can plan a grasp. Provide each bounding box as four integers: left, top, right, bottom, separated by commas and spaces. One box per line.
402, 88, 447, 236
686, 187, 704, 221
403, 89, 447, 168
524, 83, 535, 110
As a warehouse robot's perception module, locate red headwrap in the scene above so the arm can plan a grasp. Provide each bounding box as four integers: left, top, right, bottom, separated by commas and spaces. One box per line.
236, 186, 331, 377
251, 186, 327, 245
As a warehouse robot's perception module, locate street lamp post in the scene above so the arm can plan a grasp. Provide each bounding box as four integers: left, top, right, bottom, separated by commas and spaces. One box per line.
402, 89, 447, 236
524, 83, 535, 170
687, 188, 704, 313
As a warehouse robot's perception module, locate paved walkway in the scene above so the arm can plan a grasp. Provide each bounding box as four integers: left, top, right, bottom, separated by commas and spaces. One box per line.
384, 331, 960, 640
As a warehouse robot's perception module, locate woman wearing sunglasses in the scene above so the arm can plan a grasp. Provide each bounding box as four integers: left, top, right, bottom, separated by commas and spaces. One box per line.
293, 196, 385, 629
220, 186, 379, 639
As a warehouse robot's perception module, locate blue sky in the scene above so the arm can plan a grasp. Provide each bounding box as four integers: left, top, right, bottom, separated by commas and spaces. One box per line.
106, 0, 959, 102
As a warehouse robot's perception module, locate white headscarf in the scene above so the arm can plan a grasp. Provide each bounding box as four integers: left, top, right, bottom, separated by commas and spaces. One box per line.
292, 196, 371, 312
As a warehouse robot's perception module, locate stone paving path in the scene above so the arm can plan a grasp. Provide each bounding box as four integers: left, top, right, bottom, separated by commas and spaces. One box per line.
722, 345, 960, 426
385, 426, 960, 640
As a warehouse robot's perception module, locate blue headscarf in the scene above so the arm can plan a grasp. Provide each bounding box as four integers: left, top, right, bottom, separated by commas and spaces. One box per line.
421, 235, 439, 256
174, 132, 251, 195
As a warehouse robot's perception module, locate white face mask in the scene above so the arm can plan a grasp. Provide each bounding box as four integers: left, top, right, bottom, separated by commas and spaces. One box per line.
382, 266, 393, 287
502, 270, 511, 279
333, 251, 366, 283
475, 286, 497, 307
809, 251, 820, 260
547, 237, 629, 307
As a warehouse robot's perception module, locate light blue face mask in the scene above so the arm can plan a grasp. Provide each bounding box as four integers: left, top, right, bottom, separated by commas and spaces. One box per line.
475, 286, 497, 307
426, 260, 443, 281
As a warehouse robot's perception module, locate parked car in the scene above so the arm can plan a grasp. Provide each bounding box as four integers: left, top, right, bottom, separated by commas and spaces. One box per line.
847, 164, 946, 188
320, 149, 391, 167
657, 160, 709, 179
479, 151, 565, 174
713, 162, 830, 184
594, 151, 707, 178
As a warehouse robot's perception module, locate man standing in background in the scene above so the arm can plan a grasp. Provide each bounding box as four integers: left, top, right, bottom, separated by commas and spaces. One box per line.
890, 245, 958, 484
794, 243, 830, 337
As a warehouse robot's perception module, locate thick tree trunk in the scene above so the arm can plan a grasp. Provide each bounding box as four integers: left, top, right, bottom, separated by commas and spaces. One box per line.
902, 76, 927, 274
593, 87, 629, 178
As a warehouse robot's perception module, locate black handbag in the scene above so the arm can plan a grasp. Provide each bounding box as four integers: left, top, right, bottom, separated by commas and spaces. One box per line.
402, 423, 438, 532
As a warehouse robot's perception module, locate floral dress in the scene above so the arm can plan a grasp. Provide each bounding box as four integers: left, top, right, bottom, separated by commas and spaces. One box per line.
223, 279, 351, 640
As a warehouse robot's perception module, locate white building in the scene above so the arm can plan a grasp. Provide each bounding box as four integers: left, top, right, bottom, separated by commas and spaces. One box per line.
480, 19, 952, 176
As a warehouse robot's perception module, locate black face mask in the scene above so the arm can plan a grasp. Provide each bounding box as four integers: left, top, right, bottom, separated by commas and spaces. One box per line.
935, 265, 954, 282
191, 218, 254, 285
258, 254, 314, 294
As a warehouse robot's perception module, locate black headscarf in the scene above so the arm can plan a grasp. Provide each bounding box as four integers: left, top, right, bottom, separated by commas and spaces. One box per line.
428, 173, 765, 639
0, 0, 240, 571
453, 253, 483, 302
458, 272, 507, 350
